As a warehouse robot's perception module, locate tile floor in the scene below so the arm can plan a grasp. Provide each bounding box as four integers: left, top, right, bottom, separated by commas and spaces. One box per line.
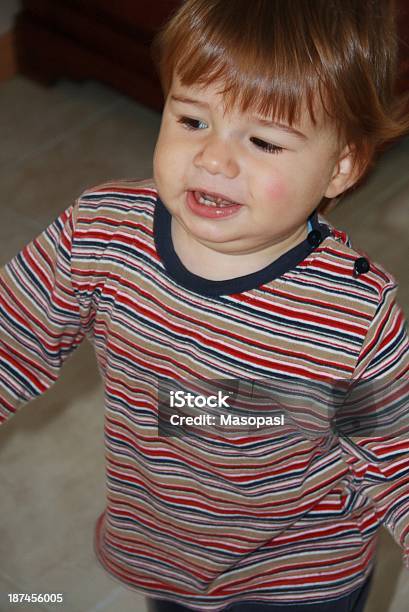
0, 76, 408, 612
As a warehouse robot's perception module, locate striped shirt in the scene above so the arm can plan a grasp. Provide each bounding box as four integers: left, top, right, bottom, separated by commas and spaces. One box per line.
1, 178, 408, 611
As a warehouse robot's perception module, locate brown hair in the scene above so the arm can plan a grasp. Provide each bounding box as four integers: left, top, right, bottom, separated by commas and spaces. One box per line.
151, 0, 409, 190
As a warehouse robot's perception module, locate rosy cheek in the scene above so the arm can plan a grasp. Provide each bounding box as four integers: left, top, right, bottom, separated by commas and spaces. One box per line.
264, 180, 288, 202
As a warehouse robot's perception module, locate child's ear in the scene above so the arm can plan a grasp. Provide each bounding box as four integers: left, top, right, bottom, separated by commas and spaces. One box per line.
324, 144, 359, 198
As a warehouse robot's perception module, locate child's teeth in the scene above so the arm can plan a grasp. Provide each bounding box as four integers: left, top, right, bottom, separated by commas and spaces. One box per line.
197, 191, 235, 207
199, 195, 217, 206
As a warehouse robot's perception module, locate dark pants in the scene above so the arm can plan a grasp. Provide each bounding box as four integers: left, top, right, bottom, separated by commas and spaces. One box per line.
147, 573, 372, 612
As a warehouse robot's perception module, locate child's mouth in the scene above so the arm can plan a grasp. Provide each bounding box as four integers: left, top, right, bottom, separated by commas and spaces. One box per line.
195, 191, 238, 207
187, 190, 243, 218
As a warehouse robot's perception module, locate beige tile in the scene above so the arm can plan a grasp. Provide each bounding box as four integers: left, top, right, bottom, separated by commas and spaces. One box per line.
0, 77, 124, 168
389, 566, 409, 612
326, 137, 409, 223
17, 556, 127, 612
0, 569, 49, 611
84, 585, 149, 612
329, 137, 409, 225
364, 527, 403, 612
0, 207, 43, 264
383, 184, 409, 235
0, 91, 161, 232
0, 341, 115, 612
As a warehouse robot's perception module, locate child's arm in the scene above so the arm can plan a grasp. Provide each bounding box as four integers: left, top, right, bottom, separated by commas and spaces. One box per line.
0, 199, 86, 425
338, 282, 409, 567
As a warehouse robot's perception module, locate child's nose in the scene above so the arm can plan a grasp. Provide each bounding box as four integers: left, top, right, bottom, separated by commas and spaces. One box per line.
194, 136, 239, 177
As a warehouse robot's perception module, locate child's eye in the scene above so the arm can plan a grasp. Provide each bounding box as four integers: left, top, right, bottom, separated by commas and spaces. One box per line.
177, 116, 208, 130
250, 137, 284, 155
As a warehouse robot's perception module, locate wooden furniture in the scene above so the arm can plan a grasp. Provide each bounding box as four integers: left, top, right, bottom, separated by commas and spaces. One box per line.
14, 0, 409, 114
14, 0, 180, 112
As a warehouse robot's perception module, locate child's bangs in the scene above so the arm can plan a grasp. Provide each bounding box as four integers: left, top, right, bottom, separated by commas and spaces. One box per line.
154, 7, 341, 134
174, 40, 325, 130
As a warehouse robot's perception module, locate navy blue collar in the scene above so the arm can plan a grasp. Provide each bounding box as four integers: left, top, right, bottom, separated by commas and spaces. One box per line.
153, 195, 331, 297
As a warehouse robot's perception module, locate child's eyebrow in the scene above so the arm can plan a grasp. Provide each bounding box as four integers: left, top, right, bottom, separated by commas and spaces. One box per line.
254, 117, 308, 142
169, 94, 308, 142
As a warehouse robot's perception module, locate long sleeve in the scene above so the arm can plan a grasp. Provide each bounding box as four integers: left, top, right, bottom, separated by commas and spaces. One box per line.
0, 200, 86, 425
338, 281, 409, 567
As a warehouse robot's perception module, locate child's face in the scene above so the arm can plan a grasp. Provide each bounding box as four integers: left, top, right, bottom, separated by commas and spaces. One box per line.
153, 74, 355, 267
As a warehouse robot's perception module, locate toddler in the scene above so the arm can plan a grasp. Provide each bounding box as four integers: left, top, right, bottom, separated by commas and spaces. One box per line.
1, 1, 409, 611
